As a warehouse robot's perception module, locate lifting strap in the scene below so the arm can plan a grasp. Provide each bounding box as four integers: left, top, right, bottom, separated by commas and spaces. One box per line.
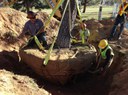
43, 0, 70, 66
34, 36, 44, 50
44, 0, 64, 30
74, 0, 86, 44
75, 0, 82, 22
45, 0, 62, 18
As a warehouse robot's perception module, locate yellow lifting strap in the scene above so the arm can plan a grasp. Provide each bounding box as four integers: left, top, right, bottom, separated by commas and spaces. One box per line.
75, 0, 86, 44
34, 36, 44, 50
45, 0, 62, 18
44, 0, 64, 30
43, 0, 69, 66
75, 0, 82, 22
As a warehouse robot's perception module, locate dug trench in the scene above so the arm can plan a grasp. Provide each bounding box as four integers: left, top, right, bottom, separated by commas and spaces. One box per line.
0, 45, 127, 95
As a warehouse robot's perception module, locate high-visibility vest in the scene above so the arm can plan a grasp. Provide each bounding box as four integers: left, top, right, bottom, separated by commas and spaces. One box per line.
80, 29, 90, 44
118, 3, 128, 16
100, 45, 114, 59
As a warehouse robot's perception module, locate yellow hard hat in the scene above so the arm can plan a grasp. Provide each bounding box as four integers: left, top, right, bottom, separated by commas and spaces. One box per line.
98, 39, 108, 49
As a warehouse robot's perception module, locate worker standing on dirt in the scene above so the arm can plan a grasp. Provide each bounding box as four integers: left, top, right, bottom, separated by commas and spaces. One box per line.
95, 39, 114, 75
19, 11, 47, 47
109, 0, 128, 40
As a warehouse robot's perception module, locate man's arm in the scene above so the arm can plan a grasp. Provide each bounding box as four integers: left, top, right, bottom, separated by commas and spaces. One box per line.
18, 22, 30, 39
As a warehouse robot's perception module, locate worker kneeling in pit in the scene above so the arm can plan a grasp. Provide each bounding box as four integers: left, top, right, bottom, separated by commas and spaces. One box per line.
79, 21, 90, 45
90, 39, 114, 75
71, 20, 90, 46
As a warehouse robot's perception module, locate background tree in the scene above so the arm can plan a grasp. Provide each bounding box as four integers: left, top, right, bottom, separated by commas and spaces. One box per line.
12, 0, 48, 12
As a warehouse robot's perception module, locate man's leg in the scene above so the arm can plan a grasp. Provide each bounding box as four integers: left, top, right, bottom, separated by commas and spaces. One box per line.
27, 38, 35, 47
109, 17, 120, 40
37, 32, 48, 47
117, 22, 125, 39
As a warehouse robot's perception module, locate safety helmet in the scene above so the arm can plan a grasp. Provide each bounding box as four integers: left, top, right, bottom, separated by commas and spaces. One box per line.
98, 39, 108, 49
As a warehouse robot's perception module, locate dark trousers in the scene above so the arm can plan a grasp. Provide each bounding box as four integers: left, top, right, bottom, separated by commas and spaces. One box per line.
109, 15, 125, 39
27, 32, 47, 47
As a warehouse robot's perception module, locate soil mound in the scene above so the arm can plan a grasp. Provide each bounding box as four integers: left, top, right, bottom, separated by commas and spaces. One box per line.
0, 70, 50, 95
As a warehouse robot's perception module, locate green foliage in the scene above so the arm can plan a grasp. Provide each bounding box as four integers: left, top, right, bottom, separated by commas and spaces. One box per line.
12, 0, 49, 12
79, 0, 118, 6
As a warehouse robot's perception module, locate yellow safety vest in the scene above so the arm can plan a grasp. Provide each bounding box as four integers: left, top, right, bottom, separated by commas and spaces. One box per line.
80, 29, 90, 44
100, 45, 114, 59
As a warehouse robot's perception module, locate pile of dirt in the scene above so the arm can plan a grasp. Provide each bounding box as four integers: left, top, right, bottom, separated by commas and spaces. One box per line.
0, 70, 50, 95
85, 19, 128, 46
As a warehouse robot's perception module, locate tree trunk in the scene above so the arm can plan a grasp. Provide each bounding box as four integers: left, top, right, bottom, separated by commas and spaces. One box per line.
98, 0, 104, 20
83, 0, 87, 13
56, 0, 77, 48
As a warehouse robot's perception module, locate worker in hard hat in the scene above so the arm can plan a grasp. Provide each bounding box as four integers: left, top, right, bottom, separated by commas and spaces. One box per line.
79, 20, 90, 45
95, 39, 114, 74
109, 0, 128, 40
89, 39, 114, 74
71, 20, 90, 47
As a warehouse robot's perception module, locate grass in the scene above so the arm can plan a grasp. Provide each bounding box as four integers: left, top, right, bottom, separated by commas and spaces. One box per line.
40, 5, 114, 20
81, 6, 114, 20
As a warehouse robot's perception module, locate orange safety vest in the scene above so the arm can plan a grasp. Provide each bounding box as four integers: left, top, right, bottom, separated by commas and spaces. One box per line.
118, 3, 128, 16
